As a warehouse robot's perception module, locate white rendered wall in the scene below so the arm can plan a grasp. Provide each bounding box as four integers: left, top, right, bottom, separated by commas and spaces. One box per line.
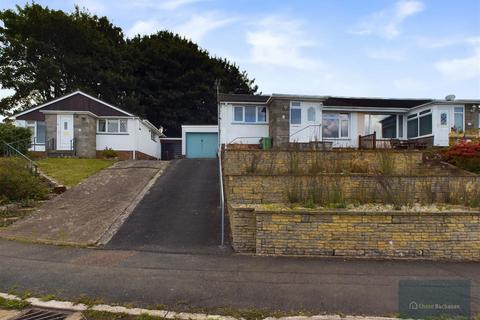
136, 120, 161, 159
219, 104, 269, 145
96, 118, 136, 152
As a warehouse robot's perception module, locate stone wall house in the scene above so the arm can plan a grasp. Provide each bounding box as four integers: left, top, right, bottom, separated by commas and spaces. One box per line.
219, 93, 480, 149
10, 91, 164, 159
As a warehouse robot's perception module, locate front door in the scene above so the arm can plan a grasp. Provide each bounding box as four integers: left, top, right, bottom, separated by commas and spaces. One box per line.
436, 106, 451, 146
289, 102, 321, 142
57, 115, 74, 150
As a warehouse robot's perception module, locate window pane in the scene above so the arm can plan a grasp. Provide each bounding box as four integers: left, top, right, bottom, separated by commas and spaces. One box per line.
234, 107, 243, 122
419, 114, 432, 136
407, 113, 417, 119
340, 120, 349, 137
419, 109, 431, 115
454, 113, 464, 131
407, 119, 418, 138
290, 108, 301, 124
454, 107, 464, 113
36, 122, 45, 144
245, 106, 256, 122
398, 115, 404, 138
291, 101, 301, 107
307, 107, 315, 122
440, 112, 448, 126
257, 107, 266, 122
120, 119, 128, 132
108, 120, 118, 133
322, 115, 339, 138
98, 119, 106, 132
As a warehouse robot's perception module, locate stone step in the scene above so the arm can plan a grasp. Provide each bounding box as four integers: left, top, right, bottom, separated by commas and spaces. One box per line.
46, 150, 75, 158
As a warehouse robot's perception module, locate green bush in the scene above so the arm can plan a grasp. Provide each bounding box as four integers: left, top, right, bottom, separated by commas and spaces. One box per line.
0, 158, 48, 203
0, 122, 32, 155
102, 147, 118, 159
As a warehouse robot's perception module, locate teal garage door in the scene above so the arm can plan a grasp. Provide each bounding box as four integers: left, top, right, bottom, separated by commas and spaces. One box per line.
186, 132, 218, 158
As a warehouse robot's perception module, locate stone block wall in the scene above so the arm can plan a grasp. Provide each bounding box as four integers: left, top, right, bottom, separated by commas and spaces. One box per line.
268, 99, 290, 148
229, 206, 480, 260
74, 114, 96, 158
44, 114, 56, 150
223, 150, 425, 176
225, 175, 480, 207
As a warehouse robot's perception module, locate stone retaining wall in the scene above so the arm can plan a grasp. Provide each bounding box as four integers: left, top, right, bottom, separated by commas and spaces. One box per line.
225, 175, 480, 207
223, 149, 425, 176
229, 206, 480, 260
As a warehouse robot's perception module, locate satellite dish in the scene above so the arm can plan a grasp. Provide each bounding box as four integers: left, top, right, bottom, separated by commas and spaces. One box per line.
445, 94, 456, 101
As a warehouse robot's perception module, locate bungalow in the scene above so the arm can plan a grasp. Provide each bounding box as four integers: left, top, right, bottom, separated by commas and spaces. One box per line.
11, 91, 163, 159
219, 93, 480, 149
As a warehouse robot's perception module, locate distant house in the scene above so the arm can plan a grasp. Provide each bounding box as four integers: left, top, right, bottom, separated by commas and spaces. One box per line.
219, 93, 480, 148
11, 91, 163, 159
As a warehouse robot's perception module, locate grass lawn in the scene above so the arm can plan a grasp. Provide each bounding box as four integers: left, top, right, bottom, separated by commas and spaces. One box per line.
37, 158, 116, 187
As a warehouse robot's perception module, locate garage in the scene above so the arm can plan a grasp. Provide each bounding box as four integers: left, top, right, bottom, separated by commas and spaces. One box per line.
181, 125, 219, 159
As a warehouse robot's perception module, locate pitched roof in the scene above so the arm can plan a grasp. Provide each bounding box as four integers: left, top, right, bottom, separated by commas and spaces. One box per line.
12, 91, 134, 118
219, 93, 270, 103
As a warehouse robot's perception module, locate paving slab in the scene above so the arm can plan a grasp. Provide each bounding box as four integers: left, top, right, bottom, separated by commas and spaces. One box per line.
0, 310, 20, 320
0, 160, 168, 246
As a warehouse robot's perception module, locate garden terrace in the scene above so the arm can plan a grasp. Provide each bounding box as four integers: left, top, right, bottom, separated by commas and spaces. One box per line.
222, 149, 480, 260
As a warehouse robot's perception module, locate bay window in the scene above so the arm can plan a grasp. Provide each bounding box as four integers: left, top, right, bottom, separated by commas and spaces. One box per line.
98, 119, 128, 133
232, 106, 267, 123
322, 113, 349, 139
407, 109, 432, 138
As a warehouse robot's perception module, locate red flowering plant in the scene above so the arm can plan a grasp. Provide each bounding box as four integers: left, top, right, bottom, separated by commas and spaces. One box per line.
442, 140, 480, 174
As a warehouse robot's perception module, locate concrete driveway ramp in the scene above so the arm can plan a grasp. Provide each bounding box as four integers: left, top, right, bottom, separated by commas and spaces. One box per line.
0, 160, 168, 246
106, 159, 224, 253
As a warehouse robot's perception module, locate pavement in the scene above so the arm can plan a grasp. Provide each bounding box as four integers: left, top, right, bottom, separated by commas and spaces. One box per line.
0, 239, 478, 317
0, 160, 168, 246
107, 159, 223, 253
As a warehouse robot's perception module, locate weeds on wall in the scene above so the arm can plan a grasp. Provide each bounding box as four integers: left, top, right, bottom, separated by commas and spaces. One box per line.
246, 153, 261, 174
376, 151, 395, 175
288, 152, 301, 175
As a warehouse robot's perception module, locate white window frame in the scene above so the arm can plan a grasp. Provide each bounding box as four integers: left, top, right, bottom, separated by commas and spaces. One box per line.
407, 108, 433, 139
232, 106, 267, 124
150, 130, 157, 142
322, 113, 350, 139
453, 106, 465, 132
97, 118, 129, 134
307, 106, 316, 123
26, 120, 46, 144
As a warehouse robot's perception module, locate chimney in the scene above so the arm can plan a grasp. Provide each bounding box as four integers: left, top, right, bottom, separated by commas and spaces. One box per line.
445, 94, 456, 101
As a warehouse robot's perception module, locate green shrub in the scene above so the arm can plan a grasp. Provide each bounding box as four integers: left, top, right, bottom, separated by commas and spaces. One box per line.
102, 147, 118, 159
0, 122, 32, 155
0, 158, 48, 202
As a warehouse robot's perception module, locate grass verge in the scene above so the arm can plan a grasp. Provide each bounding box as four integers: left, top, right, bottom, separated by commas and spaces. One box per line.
37, 158, 115, 187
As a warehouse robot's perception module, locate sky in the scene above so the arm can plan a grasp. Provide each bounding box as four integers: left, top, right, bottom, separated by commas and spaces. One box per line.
0, 0, 479, 103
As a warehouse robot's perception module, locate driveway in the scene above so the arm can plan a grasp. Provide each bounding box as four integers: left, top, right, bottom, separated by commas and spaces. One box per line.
106, 159, 223, 253
0, 161, 168, 246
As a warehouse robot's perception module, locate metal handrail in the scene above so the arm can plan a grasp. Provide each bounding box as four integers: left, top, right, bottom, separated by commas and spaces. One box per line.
1, 140, 38, 174
218, 148, 225, 247
289, 124, 322, 138
227, 136, 264, 147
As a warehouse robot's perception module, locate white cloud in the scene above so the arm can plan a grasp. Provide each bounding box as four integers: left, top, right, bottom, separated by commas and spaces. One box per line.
353, 0, 425, 39
366, 47, 406, 61
173, 13, 237, 42
127, 20, 162, 37
435, 38, 480, 81
127, 0, 210, 11
246, 16, 319, 69
158, 0, 209, 10
127, 12, 235, 40
74, 0, 107, 14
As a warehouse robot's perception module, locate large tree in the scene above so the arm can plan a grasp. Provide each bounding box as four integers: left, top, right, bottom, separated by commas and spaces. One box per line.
0, 4, 257, 136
